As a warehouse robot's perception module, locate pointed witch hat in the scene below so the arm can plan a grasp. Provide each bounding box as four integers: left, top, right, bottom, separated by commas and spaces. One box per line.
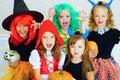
2, 0, 44, 31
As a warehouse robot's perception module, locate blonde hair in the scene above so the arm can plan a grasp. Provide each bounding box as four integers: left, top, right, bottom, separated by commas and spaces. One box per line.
88, 2, 115, 32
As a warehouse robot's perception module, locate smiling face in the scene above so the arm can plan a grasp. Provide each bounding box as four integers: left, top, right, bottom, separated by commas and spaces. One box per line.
93, 6, 108, 28
70, 39, 85, 59
58, 10, 71, 30
42, 32, 55, 51
16, 24, 29, 39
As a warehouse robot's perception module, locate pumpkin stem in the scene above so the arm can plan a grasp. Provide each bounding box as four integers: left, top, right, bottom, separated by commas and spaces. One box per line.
59, 69, 63, 74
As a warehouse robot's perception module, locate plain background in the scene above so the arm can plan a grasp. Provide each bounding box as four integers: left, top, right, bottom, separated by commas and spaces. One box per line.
0, 0, 120, 77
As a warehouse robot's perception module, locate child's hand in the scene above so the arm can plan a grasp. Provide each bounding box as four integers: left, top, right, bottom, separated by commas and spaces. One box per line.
71, 78, 76, 80
31, 20, 41, 31
48, 7, 56, 21
89, 49, 98, 60
79, 10, 88, 22
9, 59, 20, 68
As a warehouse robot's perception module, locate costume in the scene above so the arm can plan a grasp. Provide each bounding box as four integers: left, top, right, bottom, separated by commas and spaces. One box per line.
1, 0, 44, 80
29, 19, 66, 80
60, 28, 89, 52
53, 3, 89, 52
88, 0, 120, 79
1, 38, 37, 80
63, 57, 93, 80
29, 49, 65, 80
88, 28, 120, 80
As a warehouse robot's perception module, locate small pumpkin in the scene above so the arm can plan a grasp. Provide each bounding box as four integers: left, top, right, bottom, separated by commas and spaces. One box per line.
48, 69, 73, 80
3, 50, 20, 62
88, 41, 98, 51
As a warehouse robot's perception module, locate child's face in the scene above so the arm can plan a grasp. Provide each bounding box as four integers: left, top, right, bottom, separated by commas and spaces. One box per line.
58, 10, 71, 30
42, 32, 55, 51
70, 39, 85, 59
93, 7, 108, 27
16, 24, 29, 39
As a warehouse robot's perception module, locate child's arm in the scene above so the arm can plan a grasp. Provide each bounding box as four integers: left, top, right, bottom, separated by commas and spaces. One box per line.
48, 7, 56, 21
58, 51, 66, 69
29, 49, 43, 79
79, 10, 89, 38
34, 69, 44, 80
86, 71, 94, 80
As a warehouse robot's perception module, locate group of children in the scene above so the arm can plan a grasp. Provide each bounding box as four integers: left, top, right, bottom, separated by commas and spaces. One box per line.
1, 0, 120, 80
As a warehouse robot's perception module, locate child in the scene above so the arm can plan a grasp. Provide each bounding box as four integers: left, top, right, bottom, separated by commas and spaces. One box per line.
48, 3, 89, 52
88, 0, 120, 80
1, 0, 44, 80
63, 31, 94, 80
29, 19, 66, 80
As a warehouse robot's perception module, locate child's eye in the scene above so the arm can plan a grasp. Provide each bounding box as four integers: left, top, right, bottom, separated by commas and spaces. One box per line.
102, 15, 105, 17
71, 45, 75, 48
95, 15, 99, 17
51, 36, 55, 38
59, 16, 63, 18
66, 15, 70, 18
43, 36, 46, 38
78, 46, 81, 48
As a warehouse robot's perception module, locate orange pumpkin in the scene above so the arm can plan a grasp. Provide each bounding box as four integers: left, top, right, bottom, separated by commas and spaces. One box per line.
88, 41, 98, 51
48, 69, 73, 80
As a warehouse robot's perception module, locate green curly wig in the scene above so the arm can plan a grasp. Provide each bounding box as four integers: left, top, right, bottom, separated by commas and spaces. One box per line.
53, 3, 81, 35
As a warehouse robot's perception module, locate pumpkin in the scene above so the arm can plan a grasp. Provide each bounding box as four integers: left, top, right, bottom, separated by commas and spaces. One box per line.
48, 69, 73, 80
88, 41, 98, 51
3, 50, 20, 62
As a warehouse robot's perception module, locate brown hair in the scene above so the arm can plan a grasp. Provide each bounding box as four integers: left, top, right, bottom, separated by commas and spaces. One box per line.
38, 40, 61, 61
88, 2, 115, 32
65, 35, 93, 79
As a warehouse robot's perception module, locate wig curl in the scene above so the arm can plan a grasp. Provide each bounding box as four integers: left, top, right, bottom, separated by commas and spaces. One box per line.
53, 3, 80, 35
10, 14, 35, 46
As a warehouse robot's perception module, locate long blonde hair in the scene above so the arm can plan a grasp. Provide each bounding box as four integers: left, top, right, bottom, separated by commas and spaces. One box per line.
88, 2, 115, 32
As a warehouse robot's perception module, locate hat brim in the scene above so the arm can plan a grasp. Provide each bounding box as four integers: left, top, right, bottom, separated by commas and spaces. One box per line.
2, 11, 44, 31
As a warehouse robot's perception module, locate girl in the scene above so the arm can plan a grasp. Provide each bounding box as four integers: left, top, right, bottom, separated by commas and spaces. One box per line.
1, 0, 44, 80
88, 0, 120, 80
63, 31, 94, 80
48, 3, 89, 52
29, 19, 66, 80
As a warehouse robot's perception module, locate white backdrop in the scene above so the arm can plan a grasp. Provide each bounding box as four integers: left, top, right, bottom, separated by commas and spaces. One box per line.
0, 0, 120, 77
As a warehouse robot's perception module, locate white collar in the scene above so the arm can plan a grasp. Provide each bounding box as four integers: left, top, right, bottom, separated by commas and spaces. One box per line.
94, 26, 109, 35
46, 51, 53, 56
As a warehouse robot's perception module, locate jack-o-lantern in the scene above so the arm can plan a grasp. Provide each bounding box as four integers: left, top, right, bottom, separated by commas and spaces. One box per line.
3, 50, 20, 62
48, 69, 73, 80
88, 41, 98, 51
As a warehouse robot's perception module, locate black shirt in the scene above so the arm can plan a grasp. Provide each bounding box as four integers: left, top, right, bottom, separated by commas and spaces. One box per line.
9, 38, 36, 61
88, 29, 120, 59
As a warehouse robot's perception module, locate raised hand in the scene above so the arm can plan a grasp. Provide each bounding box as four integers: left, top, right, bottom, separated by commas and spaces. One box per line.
79, 10, 89, 22
48, 7, 56, 21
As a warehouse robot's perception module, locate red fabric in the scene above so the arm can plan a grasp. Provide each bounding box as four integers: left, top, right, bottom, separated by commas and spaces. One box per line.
40, 58, 59, 74
35, 19, 64, 49
32, 57, 59, 80
10, 14, 35, 46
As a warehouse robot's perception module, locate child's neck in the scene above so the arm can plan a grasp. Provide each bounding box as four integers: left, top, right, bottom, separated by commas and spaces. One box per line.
71, 57, 82, 64
61, 28, 68, 34
97, 25, 105, 29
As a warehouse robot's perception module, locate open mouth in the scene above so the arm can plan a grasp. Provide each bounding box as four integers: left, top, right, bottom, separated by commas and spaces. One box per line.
46, 44, 52, 48
63, 22, 68, 27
